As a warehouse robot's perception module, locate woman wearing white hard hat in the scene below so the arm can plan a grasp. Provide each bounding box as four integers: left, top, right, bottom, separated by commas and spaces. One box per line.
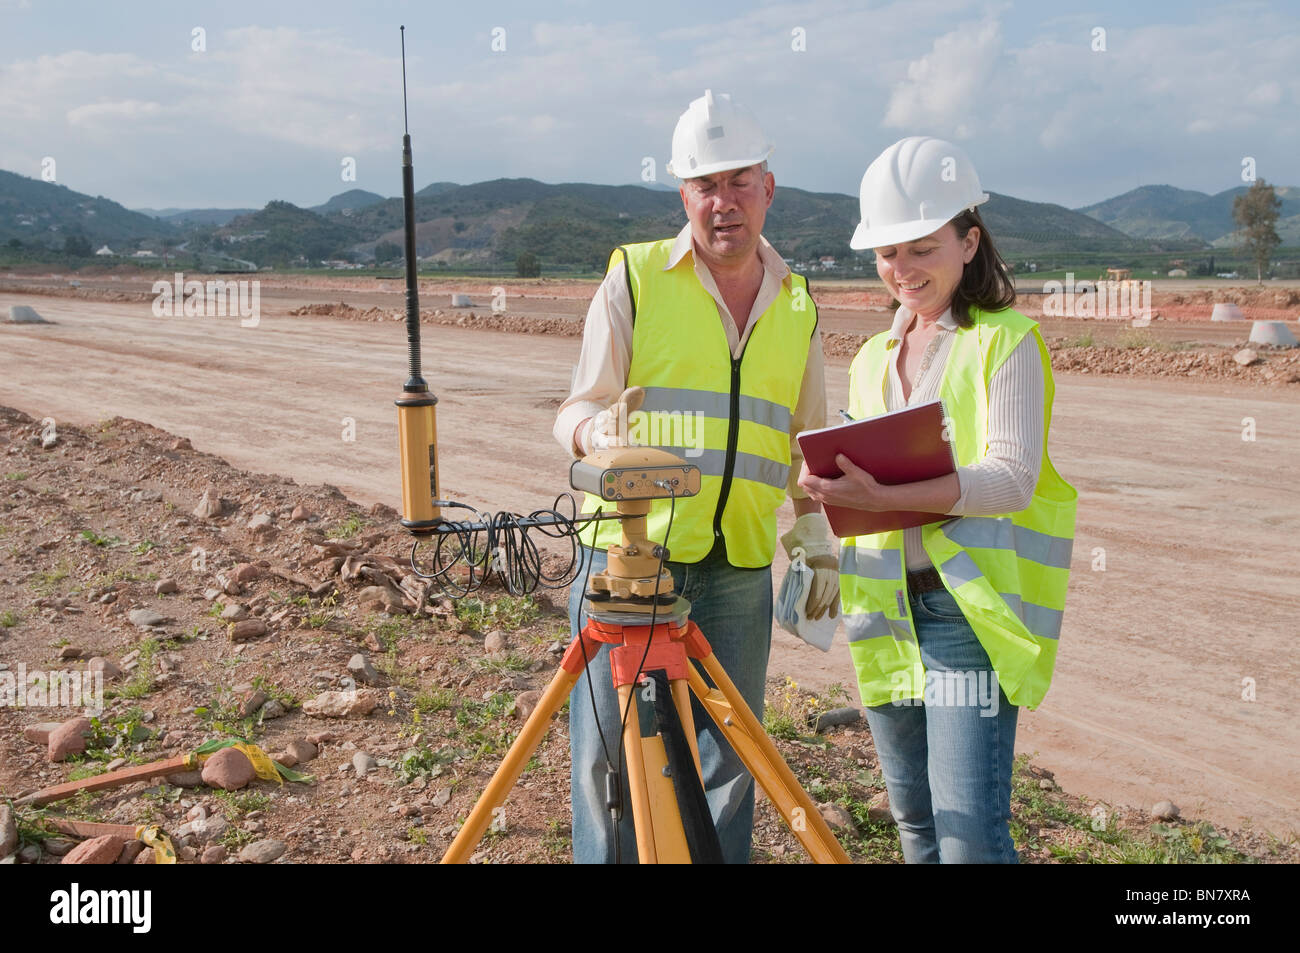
799, 137, 1077, 863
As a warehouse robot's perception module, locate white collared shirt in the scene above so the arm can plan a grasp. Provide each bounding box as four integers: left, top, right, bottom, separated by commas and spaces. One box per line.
884, 305, 1044, 571
553, 223, 826, 498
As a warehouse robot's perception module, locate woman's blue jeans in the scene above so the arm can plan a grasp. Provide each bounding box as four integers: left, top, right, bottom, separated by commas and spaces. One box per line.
567, 542, 772, 864
863, 585, 1020, 864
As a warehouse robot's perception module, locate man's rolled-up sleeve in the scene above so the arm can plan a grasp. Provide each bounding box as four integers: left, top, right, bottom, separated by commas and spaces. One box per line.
553, 259, 635, 458
787, 325, 827, 498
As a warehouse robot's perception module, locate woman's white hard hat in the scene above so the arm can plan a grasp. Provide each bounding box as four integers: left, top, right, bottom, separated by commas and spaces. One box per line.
666, 89, 774, 179
850, 136, 990, 250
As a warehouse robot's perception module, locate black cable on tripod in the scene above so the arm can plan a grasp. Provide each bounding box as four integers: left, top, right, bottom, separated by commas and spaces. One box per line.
408, 493, 609, 597
608, 483, 676, 864
571, 517, 626, 862
645, 669, 723, 863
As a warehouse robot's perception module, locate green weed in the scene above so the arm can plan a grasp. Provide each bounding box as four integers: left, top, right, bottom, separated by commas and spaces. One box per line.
455, 595, 541, 631
327, 513, 366, 540
30, 559, 73, 597
79, 529, 122, 548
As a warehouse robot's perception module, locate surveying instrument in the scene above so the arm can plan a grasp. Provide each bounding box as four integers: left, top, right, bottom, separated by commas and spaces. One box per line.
390, 28, 848, 864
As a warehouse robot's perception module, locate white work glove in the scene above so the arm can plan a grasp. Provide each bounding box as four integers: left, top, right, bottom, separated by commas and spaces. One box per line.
579, 395, 636, 455
779, 512, 840, 621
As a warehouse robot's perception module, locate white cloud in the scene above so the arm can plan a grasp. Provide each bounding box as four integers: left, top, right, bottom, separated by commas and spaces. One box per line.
883, 19, 1002, 138
67, 99, 168, 126
0, 3, 1296, 210
1246, 81, 1281, 105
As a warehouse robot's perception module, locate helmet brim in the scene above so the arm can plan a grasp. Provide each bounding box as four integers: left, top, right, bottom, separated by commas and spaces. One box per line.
667, 150, 772, 181
849, 193, 990, 250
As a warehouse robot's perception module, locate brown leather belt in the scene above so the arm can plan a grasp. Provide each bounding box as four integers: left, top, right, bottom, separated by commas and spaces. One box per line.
906, 566, 944, 594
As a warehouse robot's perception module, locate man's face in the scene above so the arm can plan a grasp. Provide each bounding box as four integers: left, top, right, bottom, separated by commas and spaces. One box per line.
679, 164, 775, 268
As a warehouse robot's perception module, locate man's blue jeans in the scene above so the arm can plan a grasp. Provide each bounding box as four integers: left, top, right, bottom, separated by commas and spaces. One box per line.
863, 585, 1020, 864
567, 542, 772, 864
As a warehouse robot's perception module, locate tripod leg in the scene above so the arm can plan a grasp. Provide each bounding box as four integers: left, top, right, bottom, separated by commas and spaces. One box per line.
688, 656, 852, 864
440, 665, 579, 864
670, 678, 704, 780
618, 682, 659, 864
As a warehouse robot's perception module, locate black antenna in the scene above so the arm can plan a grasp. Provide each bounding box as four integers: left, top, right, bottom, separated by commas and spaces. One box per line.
400, 24, 425, 392
400, 25, 410, 135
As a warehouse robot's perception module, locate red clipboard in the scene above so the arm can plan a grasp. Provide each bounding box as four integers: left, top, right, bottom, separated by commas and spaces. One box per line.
796, 399, 956, 537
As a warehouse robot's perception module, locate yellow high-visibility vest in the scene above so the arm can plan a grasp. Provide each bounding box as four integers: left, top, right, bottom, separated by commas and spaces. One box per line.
579, 240, 817, 567
838, 307, 1077, 709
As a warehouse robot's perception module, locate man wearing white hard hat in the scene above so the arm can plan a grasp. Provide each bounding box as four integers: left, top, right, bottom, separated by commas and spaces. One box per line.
555, 90, 834, 863
799, 137, 1077, 863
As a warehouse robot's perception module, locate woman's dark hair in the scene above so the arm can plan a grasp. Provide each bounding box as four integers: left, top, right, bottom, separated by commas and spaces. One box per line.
948, 206, 1016, 328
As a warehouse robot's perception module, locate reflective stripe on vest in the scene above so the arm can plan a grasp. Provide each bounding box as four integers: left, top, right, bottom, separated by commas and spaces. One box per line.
578, 240, 816, 567
837, 307, 1078, 710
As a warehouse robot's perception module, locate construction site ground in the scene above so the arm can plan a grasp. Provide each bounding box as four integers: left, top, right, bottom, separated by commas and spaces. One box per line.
0, 272, 1296, 864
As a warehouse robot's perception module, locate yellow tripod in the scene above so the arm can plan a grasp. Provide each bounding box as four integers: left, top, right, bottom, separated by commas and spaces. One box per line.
440, 437, 849, 864
440, 603, 849, 864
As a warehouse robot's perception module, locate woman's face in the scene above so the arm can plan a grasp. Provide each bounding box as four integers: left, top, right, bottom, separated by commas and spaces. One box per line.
874, 222, 980, 321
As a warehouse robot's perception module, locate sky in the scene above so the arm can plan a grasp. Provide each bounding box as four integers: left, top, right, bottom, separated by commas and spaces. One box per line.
0, 0, 1296, 212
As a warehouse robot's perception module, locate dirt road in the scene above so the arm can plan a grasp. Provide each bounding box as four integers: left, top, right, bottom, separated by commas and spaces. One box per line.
2, 291, 1297, 837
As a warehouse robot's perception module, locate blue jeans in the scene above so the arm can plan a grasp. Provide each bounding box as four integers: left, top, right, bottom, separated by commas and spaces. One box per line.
567, 542, 773, 864
863, 586, 1020, 864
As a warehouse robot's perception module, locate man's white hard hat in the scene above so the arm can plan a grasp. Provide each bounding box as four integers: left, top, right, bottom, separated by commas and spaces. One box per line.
850, 136, 990, 250
666, 89, 773, 180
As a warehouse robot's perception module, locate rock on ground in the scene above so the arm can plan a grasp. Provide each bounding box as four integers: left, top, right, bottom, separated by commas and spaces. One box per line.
239, 839, 286, 864
512, 690, 543, 721
230, 618, 268, 642
0, 803, 16, 858
87, 656, 123, 679
284, 739, 318, 763
347, 653, 379, 685
814, 707, 862, 732
1151, 800, 1180, 821
302, 689, 377, 718
61, 835, 126, 865
193, 486, 224, 519
47, 716, 93, 762
353, 752, 377, 776
817, 801, 856, 832
23, 722, 62, 745
128, 608, 167, 627
200, 747, 257, 791
867, 790, 894, 824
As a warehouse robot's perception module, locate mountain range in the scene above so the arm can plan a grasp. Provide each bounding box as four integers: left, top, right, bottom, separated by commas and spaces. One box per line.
1077, 183, 1300, 246
2, 166, 1292, 270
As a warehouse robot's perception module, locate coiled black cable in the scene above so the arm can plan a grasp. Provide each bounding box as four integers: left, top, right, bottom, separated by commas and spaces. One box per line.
407, 493, 611, 597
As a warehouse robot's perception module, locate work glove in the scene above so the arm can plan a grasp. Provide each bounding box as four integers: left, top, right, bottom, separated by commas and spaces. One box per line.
579, 388, 644, 456
780, 512, 840, 621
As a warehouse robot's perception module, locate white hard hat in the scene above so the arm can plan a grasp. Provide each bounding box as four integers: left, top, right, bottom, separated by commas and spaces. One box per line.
849, 137, 990, 249
666, 89, 773, 179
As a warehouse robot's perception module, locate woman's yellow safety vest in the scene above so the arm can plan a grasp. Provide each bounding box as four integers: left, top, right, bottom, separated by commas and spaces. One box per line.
839, 307, 1077, 709
578, 240, 818, 567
